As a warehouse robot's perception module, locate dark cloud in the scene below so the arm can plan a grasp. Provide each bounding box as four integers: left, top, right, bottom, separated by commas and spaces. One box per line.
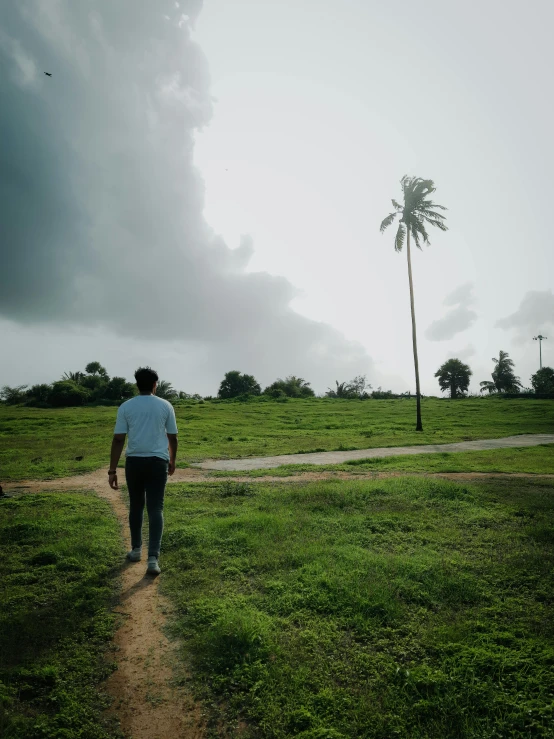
0, 0, 373, 389
496, 290, 554, 345
425, 282, 477, 341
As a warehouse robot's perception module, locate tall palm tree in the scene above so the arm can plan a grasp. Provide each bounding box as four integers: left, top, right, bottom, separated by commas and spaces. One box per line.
380, 176, 448, 431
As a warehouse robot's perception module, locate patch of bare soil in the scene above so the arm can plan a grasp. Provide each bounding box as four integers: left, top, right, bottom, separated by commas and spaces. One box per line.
4, 469, 207, 739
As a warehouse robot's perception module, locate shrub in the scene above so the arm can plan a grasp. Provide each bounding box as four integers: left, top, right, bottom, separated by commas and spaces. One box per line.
24, 384, 53, 407
264, 375, 315, 398
103, 377, 136, 402
371, 387, 395, 399
179, 391, 202, 400
49, 381, 91, 407
326, 376, 370, 399
80, 374, 108, 395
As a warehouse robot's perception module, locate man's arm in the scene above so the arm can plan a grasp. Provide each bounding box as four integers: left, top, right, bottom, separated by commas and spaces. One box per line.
108, 433, 126, 489
167, 433, 178, 476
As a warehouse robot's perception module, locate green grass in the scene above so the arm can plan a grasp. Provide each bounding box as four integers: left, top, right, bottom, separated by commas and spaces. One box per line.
160, 477, 554, 738
211, 444, 554, 478
0, 492, 122, 738
1, 397, 553, 480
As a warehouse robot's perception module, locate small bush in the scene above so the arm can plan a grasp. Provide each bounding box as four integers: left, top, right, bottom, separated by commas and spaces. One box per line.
49, 381, 91, 407
264, 376, 315, 398
218, 481, 254, 498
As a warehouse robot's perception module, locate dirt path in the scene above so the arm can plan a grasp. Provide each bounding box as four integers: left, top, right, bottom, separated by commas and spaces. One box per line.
193, 433, 554, 472
5, 469, 207, 739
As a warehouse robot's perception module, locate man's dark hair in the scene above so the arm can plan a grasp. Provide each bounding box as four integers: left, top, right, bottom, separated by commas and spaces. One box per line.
134, 366, 159, 393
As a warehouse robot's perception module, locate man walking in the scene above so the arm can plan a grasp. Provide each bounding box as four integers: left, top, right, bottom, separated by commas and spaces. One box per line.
108, 367, 178, 576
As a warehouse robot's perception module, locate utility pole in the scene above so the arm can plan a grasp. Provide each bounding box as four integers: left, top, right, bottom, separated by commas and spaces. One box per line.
533, 335, 547, 369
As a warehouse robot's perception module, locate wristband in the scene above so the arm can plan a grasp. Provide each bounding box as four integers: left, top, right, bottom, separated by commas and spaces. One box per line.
108, 470, 117, 475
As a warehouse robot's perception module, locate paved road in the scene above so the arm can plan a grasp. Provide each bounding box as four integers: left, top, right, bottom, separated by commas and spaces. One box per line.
192, 434, 554, 472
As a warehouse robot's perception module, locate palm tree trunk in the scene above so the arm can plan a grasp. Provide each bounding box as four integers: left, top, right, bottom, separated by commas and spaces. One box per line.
406, 228, 423, 431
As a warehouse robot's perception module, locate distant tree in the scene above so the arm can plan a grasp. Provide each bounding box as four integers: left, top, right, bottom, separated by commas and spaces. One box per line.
104, 377, 136, 402
531, 366, 554, 395
62, 371, 85, 384
25, 384, 53, 405
49, 381, 90, 407
80, 373, 109, 396
264, 375, 315, 398
325, 375, 370, 399
85, 361, 108, 378
480, 350, 522, 394
0, 385, 28, 405
155, 380, 178, 400
178, 391, 202, 400
218, 371, 261, 399
435, 358, 472, 398
380, 176, 448, 431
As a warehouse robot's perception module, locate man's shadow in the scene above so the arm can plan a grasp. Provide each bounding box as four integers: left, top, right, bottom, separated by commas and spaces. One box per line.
118, 561, 158, 604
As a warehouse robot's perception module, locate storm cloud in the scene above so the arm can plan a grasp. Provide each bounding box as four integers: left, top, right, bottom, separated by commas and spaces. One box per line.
425, 282, 477, 341
0, 0, 373, 390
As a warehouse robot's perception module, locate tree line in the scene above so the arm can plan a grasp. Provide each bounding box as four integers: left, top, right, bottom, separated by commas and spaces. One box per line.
1, 354, 553, 408
214, 371, 395, 400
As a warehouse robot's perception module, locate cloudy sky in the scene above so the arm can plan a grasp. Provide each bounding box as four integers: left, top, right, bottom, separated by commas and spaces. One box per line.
1, 0, 553, 396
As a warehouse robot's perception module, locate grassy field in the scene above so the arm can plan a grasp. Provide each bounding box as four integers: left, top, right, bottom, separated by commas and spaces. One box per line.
212, 444, 554, 478
1, 397, 553, 480
0, 492, 121, 738
160, 476, 554, 738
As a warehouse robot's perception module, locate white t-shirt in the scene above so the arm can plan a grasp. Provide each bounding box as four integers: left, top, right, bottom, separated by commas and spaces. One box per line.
114, 395, 178, 461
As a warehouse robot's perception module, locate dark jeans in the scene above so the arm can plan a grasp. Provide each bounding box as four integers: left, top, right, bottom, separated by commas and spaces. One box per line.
125, 456, 168, 558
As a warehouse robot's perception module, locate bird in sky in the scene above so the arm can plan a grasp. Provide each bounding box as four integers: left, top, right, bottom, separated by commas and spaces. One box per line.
44, 72, 52, 77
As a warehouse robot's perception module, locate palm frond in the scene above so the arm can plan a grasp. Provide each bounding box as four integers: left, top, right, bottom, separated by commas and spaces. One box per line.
387, 175, 447, 252
421, 216, 448, 231
411, 225, 421, 249
403, 179, 435, 215
419, 200, 447, 212
411, 217, 430, 248
413, 179, 435, 198
380, 212, 397, 233
417, 207, 447, 221
394, 222, 406, 252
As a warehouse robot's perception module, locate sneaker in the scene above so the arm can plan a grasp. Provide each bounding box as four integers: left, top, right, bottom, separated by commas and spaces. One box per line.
147, 556, 161, 576
126, 547, 142, 562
